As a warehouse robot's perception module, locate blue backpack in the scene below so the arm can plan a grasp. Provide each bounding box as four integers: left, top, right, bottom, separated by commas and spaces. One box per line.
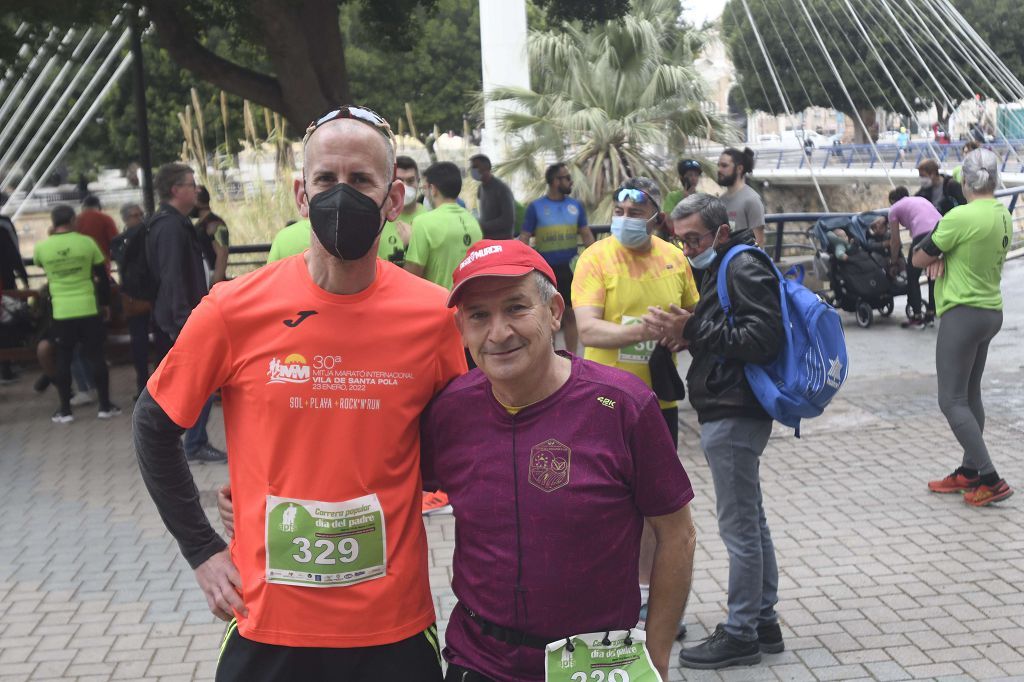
716, 245, 849, 436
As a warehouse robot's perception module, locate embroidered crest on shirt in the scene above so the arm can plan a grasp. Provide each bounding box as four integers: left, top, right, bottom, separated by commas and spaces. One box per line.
529, 439, 571, 492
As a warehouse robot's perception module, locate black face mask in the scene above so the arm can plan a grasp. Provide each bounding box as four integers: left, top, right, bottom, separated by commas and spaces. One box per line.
308, 182, 389, 261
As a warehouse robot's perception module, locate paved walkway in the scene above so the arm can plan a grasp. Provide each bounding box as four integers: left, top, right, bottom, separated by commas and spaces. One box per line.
2, 263, 1023, 681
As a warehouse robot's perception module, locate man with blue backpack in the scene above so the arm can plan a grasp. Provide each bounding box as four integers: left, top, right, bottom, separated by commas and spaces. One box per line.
647, 192, 848, 671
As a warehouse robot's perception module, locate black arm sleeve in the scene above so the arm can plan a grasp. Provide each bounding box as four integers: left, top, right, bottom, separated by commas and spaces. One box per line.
92, 265, 110, 306
916, 233, 943, 257
133, 388, 227, 568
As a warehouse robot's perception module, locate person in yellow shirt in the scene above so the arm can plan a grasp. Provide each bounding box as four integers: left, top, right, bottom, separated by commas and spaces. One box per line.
573, 177, 699, 445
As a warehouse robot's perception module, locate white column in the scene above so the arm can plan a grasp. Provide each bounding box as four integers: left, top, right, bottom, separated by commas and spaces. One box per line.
479, 0, 530, 165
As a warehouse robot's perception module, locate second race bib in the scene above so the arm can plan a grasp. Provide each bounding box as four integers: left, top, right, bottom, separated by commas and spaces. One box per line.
618, 316, 657, 364
545, 629, 661, 682
265, 493, 387, 588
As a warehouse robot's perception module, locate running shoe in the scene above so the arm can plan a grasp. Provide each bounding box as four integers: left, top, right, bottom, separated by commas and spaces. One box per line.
186, 445, 228, 463
51, 410, 74, 424
901, 316, 926, 330
70, 389, 97, 406
963, 480, 1013, 507
422, 490, 453, 516
97, 404, 122, 419
928, 467, 980, 494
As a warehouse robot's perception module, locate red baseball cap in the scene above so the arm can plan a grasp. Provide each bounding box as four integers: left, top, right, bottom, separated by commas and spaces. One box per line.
447, 239, 557, 307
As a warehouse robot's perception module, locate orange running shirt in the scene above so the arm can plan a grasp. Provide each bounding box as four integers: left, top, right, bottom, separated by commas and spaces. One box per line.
147, 255, 467, 648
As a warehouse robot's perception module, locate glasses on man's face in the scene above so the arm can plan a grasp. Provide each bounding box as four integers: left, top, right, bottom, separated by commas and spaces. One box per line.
615, 188, 660, 212
304, 105, 395, 143
677, 232, 714, 249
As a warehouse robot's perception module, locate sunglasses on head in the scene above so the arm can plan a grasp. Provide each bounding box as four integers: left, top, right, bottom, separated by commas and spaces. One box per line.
615, 188, 660, 212
304, 105, 395, 143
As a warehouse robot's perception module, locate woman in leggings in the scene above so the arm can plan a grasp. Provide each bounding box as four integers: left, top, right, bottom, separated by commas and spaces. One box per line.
912, 148, 1013, 506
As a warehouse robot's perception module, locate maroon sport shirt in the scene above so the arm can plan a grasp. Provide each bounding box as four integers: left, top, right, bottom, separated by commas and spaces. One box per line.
421, 353, 694, 682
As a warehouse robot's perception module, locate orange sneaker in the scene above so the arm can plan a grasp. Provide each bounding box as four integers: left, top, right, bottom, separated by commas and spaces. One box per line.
422, 490, 453, 516
928, 468, 980, 494
963, 480, 1013, 507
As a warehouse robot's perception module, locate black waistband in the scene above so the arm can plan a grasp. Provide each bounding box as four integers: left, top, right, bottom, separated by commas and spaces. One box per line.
460, 603, 550, 650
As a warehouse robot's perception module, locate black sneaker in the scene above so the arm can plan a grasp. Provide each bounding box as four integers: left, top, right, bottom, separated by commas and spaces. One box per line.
757, 622, 784, 654
678, 624, 761, 670
186, 445, 227, 463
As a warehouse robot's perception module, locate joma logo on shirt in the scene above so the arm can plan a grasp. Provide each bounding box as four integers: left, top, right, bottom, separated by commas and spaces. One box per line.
529, 439, 571, 492
267, 354, 311, 384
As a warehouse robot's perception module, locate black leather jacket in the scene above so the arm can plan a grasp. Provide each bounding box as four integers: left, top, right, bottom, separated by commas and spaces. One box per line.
682, 228, 784, 424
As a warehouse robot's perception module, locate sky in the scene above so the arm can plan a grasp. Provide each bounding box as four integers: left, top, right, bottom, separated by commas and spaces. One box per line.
682, 0, 726, 27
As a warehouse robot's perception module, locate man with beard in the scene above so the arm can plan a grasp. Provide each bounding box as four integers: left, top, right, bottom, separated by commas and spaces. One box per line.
717, 148, 767, 247
134, 106, 466, 681
519, 162, 594, 352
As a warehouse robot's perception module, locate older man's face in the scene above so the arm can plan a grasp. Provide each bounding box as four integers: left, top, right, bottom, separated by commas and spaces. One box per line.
295, 119, 401, 223
123, 207, 144, 229
455, 275, 563, 387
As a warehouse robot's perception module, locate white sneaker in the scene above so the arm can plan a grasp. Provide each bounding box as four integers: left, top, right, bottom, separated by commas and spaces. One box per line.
70, 390, 97, 406
97, 404, 122, 419
51, 410, 74, 424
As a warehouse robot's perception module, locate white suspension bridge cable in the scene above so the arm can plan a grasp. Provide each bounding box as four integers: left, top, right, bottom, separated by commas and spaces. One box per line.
725, 0, 778, 118
837, 0, 944, 162
768, 0, 841, 116
2, 27, 133, 219
933, 0, 1024, 100
11, 53, 135, 222
0, 16, 126, 193
0, 28, 60, 130
792, 0, 893, 187
0, 28, 78, 153
0, 23, 30, 101
740, 0, 830, 210
0, 28, 95, 172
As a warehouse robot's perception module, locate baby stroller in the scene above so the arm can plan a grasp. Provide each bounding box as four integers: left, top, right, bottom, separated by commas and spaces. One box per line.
810, 211, 908, 328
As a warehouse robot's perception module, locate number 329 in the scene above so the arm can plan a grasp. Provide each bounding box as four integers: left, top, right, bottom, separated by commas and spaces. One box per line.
571, 670, 630, 682
291, 537, 359, 564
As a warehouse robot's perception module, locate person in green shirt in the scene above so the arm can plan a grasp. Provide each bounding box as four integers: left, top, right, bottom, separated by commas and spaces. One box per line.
404, 161, 483, 289
378, 155, 428, 266
33, 204, 120, 423
267, 219, 311, 263
912, 148, 1013, 507
662, 158, 703, 218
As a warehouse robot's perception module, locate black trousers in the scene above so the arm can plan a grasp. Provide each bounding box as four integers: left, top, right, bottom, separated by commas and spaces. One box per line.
906, 233, 936, 318
216, 622, 443, 682
127, 311, 151, 394
51, 315, 109, 413
662, 406, 679, 447
445, 662, 497, 682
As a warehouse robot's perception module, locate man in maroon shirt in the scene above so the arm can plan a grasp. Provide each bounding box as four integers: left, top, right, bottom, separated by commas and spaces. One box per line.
423, 240, 697, 681
76, 195, 119, 268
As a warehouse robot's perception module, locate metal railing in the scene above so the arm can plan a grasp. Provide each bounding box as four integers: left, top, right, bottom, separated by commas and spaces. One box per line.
748, 139, 1024, 174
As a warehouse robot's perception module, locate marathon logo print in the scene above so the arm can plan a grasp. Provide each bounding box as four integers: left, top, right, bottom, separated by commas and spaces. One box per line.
267, 354, 311, 385
459, 244, 503, 270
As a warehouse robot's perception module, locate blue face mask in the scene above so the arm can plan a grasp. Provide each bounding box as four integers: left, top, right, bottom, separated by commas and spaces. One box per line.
686, 226, 723, 270
610, 215, 652, 249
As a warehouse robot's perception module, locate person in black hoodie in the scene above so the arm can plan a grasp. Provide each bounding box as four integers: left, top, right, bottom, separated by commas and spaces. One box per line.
647, 193, 785, 670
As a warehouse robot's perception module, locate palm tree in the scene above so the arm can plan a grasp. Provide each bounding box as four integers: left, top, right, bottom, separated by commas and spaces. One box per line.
486, 0, 736, 221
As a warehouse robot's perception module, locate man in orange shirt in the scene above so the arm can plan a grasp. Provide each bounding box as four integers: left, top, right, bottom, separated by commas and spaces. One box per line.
133, 106, 465, 681
76, 195, 119, 267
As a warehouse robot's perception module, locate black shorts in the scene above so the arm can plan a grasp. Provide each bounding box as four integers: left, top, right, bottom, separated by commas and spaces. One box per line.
49, 315, 105, 349
216, 620, 443, 682
552, 262, 574, 307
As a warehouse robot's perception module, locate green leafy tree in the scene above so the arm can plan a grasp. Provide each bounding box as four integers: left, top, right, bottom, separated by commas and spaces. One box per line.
720, 0, 990, 140
0, 0, 633, 134
953, 0, 1024, 85
486, 0, 735, 221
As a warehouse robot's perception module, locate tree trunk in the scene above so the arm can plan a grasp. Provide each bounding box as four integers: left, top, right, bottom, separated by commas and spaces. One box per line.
852, 108, 877, 145
146, 0, 349, 134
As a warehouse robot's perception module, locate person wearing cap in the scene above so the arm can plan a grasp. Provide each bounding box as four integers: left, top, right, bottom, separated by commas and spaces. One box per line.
134, 105, 465, 681
427, 238, 696, 681
663, 159, 703, 217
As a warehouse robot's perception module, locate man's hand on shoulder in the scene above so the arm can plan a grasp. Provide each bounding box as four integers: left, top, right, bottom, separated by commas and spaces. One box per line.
194, 548, 248, 621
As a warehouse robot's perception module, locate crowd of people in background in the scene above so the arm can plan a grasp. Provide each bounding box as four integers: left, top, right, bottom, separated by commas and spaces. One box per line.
0, 103, 1014, 680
